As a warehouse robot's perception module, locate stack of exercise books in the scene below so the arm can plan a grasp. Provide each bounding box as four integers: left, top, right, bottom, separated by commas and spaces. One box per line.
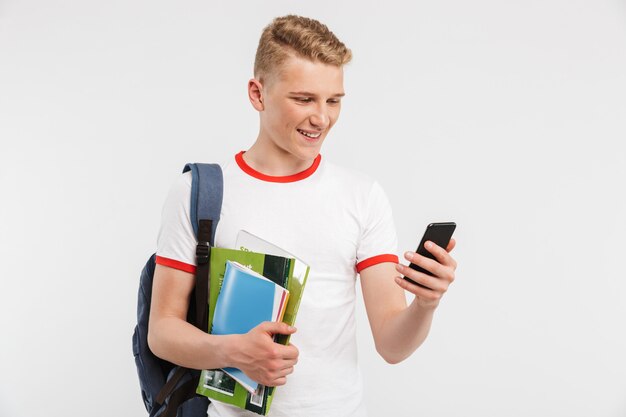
196, 230, 310, 415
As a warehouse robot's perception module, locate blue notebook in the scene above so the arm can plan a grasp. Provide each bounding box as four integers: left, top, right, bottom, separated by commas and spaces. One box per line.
211, 261, 289, 393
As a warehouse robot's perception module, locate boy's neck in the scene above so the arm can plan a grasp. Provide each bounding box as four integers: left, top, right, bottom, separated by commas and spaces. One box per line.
242, 141, 318, 177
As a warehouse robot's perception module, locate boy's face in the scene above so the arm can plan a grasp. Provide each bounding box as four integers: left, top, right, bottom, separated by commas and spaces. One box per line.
254, 54, 345, 162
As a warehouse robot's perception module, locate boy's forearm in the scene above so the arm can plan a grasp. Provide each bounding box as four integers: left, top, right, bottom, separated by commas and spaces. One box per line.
148, 316, 234, 370
373, 301, 436, 364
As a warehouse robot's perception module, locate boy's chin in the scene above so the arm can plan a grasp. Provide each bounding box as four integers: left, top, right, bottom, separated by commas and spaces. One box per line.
294, 146, 321, 160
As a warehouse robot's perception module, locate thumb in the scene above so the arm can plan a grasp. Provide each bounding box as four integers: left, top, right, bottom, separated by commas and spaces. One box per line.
446, 238, 456, 253
258, 321, 297, 335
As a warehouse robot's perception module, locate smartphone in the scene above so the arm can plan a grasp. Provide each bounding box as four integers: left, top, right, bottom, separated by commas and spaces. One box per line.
403, 222, 456, 289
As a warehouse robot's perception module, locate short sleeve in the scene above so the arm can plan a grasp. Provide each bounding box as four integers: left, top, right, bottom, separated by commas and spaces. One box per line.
355, 181, 399, 273
155, 171, 197, 274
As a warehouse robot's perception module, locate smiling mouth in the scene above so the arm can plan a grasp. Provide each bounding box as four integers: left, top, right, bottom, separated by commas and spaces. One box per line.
297, 129, 322, 139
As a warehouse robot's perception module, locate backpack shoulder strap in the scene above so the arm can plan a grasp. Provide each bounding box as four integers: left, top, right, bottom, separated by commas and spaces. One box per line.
183, 163, 223, 245
147, 164, 222, 417
183, 162, 223, 331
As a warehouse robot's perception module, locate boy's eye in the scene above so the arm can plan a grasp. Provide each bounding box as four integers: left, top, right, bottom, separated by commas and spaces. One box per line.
292, 97, 341, 104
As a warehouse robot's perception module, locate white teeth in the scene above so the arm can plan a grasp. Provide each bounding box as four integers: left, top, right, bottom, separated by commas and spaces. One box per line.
298, 129, 321, 138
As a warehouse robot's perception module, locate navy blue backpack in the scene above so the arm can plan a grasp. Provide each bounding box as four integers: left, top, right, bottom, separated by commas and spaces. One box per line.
133, 163, 223, 417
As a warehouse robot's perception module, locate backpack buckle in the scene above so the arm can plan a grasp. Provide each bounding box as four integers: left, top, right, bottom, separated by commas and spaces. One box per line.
196, 241, 211, 265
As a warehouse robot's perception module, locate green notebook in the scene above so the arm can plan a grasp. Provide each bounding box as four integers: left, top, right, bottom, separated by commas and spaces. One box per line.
196, 240, 310, 415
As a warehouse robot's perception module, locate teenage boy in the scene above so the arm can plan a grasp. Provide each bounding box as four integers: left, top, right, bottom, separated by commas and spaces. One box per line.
148, 15, 457, 417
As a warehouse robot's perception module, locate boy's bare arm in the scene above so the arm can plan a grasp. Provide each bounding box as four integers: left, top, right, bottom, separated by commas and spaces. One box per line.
360, 239, 457, 364
148, 264, 299, 387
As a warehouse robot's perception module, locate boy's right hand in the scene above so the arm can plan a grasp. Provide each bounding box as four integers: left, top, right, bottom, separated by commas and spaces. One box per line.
229, 321, 299, 387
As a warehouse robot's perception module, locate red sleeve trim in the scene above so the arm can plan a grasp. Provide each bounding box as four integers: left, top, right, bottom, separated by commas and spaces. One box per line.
155, 256, 197, 274
356, 254, 399, 273
235, 151, 321, 183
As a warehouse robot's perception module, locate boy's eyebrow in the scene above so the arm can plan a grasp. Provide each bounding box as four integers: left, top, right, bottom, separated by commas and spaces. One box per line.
288, 91, 346, 97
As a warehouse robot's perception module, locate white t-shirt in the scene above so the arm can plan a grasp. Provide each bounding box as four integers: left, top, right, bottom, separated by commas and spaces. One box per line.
156, 152, 399, 417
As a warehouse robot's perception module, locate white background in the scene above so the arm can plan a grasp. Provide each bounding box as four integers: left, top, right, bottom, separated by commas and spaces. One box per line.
1, 1, 625, 416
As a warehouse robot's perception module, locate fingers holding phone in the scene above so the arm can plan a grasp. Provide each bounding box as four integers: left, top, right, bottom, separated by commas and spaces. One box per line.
395, 222, 458, 304
422, 238, 457, 271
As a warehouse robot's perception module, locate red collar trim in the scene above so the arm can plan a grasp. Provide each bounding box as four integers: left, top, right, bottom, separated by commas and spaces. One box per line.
235, 151, 322, 183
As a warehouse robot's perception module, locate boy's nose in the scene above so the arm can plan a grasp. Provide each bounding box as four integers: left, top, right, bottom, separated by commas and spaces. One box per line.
309, 112, 329, 129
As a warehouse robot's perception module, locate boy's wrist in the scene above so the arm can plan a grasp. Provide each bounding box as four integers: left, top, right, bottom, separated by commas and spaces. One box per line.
206, 333, 240, 369
410, 297, 439, 314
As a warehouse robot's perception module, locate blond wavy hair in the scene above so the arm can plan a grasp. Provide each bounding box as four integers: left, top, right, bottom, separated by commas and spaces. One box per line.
254, 15, 352, 84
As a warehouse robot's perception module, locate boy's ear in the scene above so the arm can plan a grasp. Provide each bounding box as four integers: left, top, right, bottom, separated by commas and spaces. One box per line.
248, 78, 264, 111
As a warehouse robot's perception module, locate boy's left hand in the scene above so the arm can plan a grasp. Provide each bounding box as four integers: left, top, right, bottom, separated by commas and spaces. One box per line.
394, 238, 457, 308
